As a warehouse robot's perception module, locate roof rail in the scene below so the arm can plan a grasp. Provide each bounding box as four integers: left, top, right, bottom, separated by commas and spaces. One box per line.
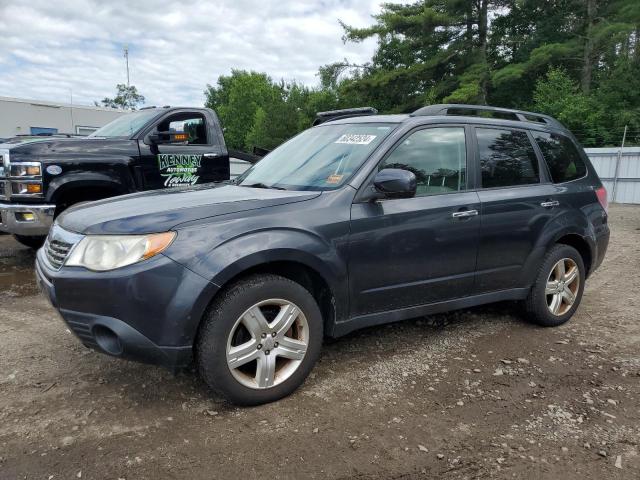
410, 104, 565, 130
313, 107, 378, 126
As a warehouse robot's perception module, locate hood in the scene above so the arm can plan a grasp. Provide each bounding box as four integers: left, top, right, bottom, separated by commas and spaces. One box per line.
57, 184, 321, 235
0, 136, 131, 158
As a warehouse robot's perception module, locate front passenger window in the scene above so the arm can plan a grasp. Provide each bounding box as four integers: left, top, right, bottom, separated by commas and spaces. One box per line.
157, 115, 209, 145
380, 127, 467, 196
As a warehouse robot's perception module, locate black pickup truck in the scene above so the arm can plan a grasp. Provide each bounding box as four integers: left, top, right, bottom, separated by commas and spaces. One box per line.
0, 106, 256, 248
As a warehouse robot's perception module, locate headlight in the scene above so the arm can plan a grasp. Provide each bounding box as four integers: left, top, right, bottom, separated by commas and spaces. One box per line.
65, 232, 176, 271
11, 181, 42, 194
10, 162, 41, 177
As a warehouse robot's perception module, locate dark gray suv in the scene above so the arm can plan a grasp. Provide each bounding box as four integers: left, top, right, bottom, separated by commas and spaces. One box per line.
35, 104, 610, 405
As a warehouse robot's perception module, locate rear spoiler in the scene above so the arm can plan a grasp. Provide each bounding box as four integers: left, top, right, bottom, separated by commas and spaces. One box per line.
313, 107, 378, 126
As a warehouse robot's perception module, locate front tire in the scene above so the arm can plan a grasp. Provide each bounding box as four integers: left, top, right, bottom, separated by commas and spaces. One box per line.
524, 244, 585, 327
196, 274, 323, 406
13, 234, 46, 249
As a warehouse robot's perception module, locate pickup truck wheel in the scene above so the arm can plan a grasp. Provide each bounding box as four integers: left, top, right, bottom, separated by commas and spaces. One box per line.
13, 234, 46, 250
197, 274, 323, 406
524, 244, 585, 327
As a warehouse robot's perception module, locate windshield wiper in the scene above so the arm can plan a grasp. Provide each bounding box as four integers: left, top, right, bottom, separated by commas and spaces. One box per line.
242, 182, 286, 190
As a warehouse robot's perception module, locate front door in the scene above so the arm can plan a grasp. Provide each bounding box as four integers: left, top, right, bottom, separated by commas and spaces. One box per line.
348, 126, 481, 316
137, 112, 226, 190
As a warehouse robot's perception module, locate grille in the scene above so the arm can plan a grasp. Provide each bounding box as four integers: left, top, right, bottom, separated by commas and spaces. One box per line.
45, 237, 74, 269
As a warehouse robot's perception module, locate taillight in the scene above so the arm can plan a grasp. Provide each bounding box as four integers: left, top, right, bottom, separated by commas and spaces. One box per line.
595, 186, 608, 213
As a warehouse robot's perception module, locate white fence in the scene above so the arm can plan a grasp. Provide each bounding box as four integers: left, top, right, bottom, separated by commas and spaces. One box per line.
230, 158, 252, 179
232, 149, 640, 205
586, 147, 640, 204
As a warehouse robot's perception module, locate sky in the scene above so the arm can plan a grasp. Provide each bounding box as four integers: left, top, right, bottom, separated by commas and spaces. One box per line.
0, 0, 394, 108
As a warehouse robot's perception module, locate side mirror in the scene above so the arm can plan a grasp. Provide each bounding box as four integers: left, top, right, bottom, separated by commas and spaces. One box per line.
373, 168, 417, 199
149, 131, 189, 145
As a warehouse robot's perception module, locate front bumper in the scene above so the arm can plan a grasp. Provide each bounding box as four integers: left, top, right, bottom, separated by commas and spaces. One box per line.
35, 247, 219, 372
0, 202, 55, 236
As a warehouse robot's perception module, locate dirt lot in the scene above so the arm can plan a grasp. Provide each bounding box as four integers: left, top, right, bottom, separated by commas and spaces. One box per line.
1, 204, 639, 480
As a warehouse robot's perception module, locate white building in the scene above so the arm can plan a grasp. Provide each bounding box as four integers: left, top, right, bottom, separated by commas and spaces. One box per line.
0, 96, 127, 138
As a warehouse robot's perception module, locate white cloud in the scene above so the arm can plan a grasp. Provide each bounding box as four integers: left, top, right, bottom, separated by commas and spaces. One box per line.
0, 0, 396, 107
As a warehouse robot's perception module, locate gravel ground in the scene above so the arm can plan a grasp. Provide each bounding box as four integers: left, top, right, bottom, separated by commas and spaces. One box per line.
0, 204, 639, 479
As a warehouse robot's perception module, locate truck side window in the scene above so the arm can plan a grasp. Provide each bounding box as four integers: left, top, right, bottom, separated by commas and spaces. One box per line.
380, 127, 467, 196
158, 114, 209, 145
533, 132, 587, 183
476, 128, 540, 188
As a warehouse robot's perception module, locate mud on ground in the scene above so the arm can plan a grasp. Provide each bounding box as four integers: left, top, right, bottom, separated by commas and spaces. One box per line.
0, 204, 639, 479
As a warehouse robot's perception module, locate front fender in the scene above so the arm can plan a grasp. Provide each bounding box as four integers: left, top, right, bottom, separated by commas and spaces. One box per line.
165, 226, 349, 323
47, 170, 131, 203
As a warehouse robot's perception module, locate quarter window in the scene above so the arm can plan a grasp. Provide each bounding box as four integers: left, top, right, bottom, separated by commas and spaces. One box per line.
533, 132, 587, 183
380, 127, 467, 196
476, 128, 540, 188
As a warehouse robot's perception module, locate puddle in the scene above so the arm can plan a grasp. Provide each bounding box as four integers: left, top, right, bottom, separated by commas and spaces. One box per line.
0, 236, 39, 297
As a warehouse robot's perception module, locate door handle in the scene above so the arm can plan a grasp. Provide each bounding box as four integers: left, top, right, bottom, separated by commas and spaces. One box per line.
452, 209, 479, 218
540, 200, 559, 208
202, 152, 220, 159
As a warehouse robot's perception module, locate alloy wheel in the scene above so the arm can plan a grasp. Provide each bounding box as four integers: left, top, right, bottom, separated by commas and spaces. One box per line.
545, 258, 580, 316
226, 299, 309, 389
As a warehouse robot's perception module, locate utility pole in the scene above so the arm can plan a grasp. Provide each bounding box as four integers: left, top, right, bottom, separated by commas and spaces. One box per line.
124, 45, 130, 88
123, 45, 130, 109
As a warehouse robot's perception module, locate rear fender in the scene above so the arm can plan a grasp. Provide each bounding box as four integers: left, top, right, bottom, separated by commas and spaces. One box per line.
519, 211, 595, 286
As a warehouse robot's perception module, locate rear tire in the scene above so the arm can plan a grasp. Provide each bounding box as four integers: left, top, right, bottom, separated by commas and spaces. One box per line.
524, 244, 585, 327
13, 234, 46, 249
196, 274, 323, 406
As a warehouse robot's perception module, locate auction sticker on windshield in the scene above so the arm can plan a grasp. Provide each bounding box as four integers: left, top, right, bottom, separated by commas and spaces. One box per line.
335, 134, 377, 145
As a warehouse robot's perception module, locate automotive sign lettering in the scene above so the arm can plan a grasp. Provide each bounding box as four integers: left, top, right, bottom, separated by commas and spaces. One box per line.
158, 154, 202, 187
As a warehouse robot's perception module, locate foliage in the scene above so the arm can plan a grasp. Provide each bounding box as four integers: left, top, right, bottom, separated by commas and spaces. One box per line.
205, 70, 338, 151
98, 84, 145, 110
206, 0, 640, 148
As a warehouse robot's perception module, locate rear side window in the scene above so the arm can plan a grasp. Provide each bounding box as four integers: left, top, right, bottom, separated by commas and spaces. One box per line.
533, 132, 587, 183
380, 127, 467, 196
476, 128, 540, 188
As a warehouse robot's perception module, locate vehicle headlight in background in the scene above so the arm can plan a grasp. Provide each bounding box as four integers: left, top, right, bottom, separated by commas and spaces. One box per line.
11, 182, 42, 194
10, 162, 41, 177
65, 232, 176, 271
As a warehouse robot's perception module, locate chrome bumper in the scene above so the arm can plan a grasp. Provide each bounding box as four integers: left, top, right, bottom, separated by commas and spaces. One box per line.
0, 203, 55, 236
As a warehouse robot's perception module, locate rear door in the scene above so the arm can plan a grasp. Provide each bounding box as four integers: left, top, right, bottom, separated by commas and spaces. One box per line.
137, 110, 229, 190
473, 126, 558, 293
348, 125, 481, 316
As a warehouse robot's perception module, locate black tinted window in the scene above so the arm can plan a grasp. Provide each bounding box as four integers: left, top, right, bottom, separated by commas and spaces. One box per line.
477, 128, 540, 188
380, 127, 466, 196
158, 114, 209, 145
533, 132, 587, 183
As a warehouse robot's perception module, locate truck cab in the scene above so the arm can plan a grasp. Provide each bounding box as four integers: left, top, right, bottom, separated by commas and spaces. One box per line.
0, 106, 233, 248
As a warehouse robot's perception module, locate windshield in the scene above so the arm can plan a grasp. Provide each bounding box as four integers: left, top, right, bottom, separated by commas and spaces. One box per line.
237, 123, 396, 191
90, 110, 160, 138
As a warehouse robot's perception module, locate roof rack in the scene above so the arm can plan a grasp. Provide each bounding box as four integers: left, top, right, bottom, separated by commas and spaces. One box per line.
313, 107, 378, 126
410, 104, 565, 130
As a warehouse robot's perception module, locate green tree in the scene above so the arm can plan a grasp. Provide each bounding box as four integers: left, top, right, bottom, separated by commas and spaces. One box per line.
98, 84, 145, 109
205, 70, 280, 150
